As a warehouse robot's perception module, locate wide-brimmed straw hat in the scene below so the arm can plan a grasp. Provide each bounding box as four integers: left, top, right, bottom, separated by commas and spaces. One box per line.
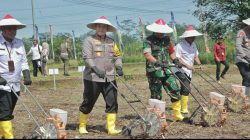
0, 14, 26, 30
242, 18, 250, 25
179, 26, 202, 38
87, 16, 116, 32
146, 18, 173, 34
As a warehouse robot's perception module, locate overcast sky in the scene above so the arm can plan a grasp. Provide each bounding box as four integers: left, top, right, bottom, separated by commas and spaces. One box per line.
0, 0, 200, 38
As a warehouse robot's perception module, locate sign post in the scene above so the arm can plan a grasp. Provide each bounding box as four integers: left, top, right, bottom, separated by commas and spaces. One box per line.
49, 68, 59, 90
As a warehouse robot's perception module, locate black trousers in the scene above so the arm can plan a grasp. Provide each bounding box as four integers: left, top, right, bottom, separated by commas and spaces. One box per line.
0, 90, 20, 121
215, 61, 230, 80
79, 79, 118, 114
32, 59, 42, 77
175, 72, 191, 96
236, 62, 250, 87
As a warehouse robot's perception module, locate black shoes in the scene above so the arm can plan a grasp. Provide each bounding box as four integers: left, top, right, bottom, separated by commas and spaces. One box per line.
220, 74, 225, 79
64, 73, 70, 76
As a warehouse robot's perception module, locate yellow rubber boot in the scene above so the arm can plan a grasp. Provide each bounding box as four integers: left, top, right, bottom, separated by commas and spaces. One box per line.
0, 126, 3, 139
172, 101, 184, 121
0, 121, 14, 139
79, 112, 89, 134
106, 113, 121, 135
181, 95, 189, 114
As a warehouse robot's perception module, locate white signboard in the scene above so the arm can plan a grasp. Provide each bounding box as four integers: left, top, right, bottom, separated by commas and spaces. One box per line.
78, 66, 85, 72
49, 68, 59, 75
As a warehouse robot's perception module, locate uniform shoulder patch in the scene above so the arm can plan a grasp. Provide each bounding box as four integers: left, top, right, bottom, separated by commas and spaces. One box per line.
106, 36, 114, 44
94, 39, 101, 45
238, 31, 246, 37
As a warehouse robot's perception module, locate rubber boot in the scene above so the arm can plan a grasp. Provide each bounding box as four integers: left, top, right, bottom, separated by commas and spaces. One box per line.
0, 126, 3, 139
0, 121, 14, 139
181, 95, 189, 114
172, 101, 184, 121
79, 112, 89, 134
106, 113, 121, 135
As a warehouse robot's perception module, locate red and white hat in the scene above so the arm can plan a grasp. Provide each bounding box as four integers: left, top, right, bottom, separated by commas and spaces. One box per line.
0, 14, 26, 30
146, 19, 173, 34
87, 16, 116, 32
242, 18, 250, 25
179, 26, 202, 38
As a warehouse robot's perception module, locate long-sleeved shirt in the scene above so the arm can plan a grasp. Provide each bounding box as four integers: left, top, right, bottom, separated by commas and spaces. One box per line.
173, 39, 199, 78
82, 35, 122, 82
213, 42, 226, 62
235, 29, 250, 64
0, 34, 29, 92
27, 44, 42, 60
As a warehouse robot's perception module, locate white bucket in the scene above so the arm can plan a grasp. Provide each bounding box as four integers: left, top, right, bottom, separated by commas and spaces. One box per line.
209, 92, 225, 105
232, 84, 246, 95
49, 108, 68, 126
148, 99, 166, 113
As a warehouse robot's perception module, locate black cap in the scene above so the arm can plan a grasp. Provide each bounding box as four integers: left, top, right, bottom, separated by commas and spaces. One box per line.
218, 35, 223, 39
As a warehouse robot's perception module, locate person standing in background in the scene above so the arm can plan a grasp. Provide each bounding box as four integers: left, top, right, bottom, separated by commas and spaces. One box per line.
27, 39, 42, 77
60, 37, 72, 76
213, 35, 230, 83
41, 42, 49, 76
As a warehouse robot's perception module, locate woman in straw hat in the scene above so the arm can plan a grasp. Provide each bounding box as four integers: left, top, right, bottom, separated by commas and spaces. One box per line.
143, 18, 187, 121
79, 16, 123, 135
172, 26, 202, 115
0, 14, 32, 139
235, 18, 250, 97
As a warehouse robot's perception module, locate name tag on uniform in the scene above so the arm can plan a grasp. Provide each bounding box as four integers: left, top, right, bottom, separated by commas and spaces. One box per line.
8, 60, 15, 72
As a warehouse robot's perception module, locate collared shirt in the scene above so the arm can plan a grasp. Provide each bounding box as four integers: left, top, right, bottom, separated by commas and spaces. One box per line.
0, 34, 29, 92
173, 39, 199, 78
213, 42, 226, 62
27, 45, 42, 60
82, 35, 122, 82
60, 42, 71, 56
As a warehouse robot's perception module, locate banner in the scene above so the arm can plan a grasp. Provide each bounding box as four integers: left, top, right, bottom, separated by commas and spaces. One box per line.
170, 11, 178, 45
115, 16, 123, 52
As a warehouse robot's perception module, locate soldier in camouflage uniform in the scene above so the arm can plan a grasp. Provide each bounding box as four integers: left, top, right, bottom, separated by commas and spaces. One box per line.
143, 19, 184, 121
236, 18, 250, 97
79, 16, 123, 135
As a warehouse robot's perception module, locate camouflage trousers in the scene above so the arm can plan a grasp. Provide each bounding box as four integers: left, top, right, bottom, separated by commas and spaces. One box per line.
147, 75, 181, 102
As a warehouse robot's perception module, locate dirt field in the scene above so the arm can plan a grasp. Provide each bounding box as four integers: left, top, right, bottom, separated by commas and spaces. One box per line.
12, 64, 250, 139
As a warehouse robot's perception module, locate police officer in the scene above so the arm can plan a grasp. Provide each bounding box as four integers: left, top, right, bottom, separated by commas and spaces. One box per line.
0, 14, 32, 139
60, 36, 72, 76
236, 18, 250, 97
79, 16, 123, 135
173, 26, 203, 114
143, 18, 184, 121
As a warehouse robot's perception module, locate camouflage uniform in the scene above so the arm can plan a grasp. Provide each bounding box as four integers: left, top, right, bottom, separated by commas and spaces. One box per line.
143, 35, 180, 101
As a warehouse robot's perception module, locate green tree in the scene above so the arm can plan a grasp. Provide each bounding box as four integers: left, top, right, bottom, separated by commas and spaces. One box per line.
193, 0, 250, 33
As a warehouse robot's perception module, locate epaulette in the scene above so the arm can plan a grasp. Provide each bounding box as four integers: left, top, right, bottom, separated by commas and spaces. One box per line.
238, 31, 246, 37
